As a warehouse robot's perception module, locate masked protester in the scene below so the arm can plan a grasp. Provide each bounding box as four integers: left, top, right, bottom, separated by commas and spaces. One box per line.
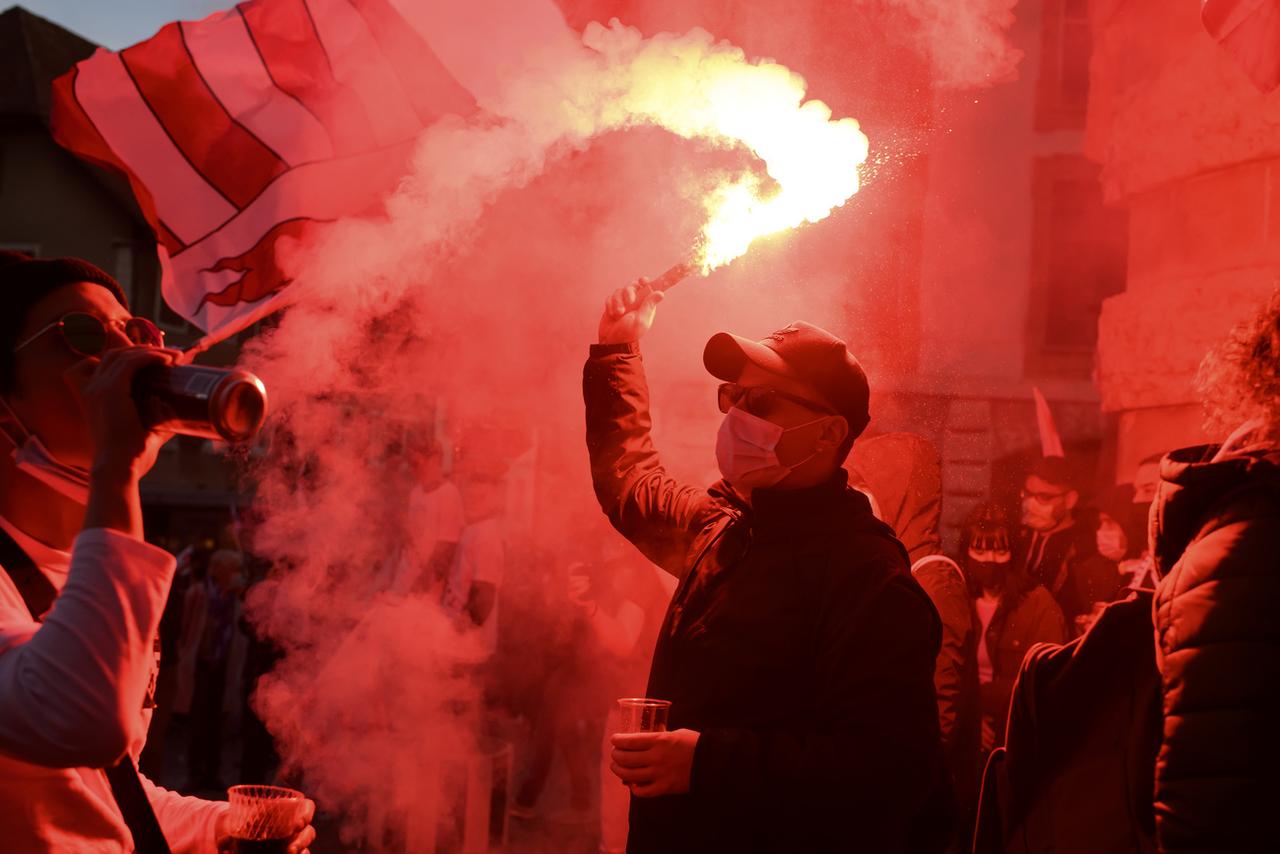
583, 281, 947, 852
849, 434, 980, 824
1017, 456, 1121, 625
1149, 289, 1280, 853
0, 252, 315, 853
964, 504, 1065, 753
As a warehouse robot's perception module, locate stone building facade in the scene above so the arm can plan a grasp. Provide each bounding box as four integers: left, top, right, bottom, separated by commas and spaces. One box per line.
1088, 0, 1280, 479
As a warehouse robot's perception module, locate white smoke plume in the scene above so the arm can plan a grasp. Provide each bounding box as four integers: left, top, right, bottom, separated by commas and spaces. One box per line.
875, 0, 1023, 88
239, 19, 865, 848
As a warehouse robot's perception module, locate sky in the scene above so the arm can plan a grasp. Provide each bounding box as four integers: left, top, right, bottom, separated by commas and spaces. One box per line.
15, 1, 230, 48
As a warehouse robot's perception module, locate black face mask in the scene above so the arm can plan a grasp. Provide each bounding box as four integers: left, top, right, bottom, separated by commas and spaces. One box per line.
967, 559, 1006, 591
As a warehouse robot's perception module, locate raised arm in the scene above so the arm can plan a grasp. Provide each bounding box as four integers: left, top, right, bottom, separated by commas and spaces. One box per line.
584, 281, 715, 577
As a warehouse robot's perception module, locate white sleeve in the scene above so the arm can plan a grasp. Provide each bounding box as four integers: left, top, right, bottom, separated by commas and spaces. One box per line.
0, 528, 174, 768
143, 775, 229, 854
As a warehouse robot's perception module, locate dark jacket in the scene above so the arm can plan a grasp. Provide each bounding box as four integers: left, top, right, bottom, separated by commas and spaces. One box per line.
980, 585, 1066, 741
973, 591, 1160, 854
849, 433, 982, 810
584, 344, 946, 853
1017, 520, 1121, 625
1150, 444, 1280, 853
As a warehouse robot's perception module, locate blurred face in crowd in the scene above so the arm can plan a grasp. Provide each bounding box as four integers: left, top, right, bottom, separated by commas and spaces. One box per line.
1021, 474, 1078, 532
1133, 460, 1161, 504
4, 283, 136, 469
967, 526, 1012, 591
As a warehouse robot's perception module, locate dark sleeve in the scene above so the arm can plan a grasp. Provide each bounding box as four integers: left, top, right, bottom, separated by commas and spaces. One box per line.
914, 562, 969, 747
690, 570, 943, 818
982, 593, 1065, 720
1154, 508, 1280, 853
583, 343, 715, 578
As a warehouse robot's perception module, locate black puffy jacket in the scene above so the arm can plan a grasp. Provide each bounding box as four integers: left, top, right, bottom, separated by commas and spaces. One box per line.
1150, 444, 1280, 852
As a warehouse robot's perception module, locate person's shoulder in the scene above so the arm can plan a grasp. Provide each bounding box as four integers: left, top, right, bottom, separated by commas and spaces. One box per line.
1023, 584, 1064, 614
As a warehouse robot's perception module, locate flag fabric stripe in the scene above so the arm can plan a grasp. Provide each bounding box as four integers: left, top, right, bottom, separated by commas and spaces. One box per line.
50, 0, 571, 341
168, 142, 416, 327
349, 0, 477, 124
241, 0, 379, 155
306, 0, 422, 147
74, 52, 236, 242
122, 24, 289, 210
49, 66, 186, 257
184, 10, 336, 166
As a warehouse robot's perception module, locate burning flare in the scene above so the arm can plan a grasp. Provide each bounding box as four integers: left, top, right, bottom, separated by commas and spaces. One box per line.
581, 22, 870, 273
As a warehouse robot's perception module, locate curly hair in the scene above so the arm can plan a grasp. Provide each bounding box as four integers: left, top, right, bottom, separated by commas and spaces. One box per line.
1195, 288, 1280, 439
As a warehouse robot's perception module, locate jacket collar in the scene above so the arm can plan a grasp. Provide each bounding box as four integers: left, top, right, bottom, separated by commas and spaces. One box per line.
1152, 443, 1280, 578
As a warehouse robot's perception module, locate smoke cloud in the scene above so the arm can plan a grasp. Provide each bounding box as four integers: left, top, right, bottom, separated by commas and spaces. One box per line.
238, 18, 866, 847
874, 0, 1023, 88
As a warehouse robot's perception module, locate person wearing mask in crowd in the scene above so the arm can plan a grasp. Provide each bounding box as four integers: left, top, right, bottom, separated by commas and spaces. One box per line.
584, 281, 946, 852
848, 433, 980, 827
0, 251, 314, 851
391, 437, 464, 597
966, 504, 1066, 753
1017, 456, 1120, 625
1149, 289, 1280, 852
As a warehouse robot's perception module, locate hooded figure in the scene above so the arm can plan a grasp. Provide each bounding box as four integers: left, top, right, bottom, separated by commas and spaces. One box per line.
849, 434, 982, 814
1149, 441, 1280, 852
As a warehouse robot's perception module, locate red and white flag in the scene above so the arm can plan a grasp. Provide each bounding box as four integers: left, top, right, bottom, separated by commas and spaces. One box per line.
50, 0, 570, 342
1203, 0, 1280, 92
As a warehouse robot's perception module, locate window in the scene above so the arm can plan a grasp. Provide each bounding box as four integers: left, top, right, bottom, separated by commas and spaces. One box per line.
1037, 0, 1092, 130
1025, 155, 1128, 377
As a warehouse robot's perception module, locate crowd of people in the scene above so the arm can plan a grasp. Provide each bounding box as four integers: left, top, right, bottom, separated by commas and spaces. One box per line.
0, 243, 1276, 853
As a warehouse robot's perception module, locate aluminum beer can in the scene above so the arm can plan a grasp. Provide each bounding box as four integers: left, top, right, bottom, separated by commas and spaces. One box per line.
133, 365, 268, 442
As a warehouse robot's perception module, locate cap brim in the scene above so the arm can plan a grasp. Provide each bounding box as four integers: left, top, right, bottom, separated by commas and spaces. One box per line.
703, 332, 796, 381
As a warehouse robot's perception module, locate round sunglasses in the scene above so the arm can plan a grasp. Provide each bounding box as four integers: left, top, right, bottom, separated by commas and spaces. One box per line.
14, 311, 164, 356
717, 382, 836, 418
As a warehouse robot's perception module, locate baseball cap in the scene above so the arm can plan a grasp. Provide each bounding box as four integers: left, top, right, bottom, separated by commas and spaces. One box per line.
703, 321, 871, 437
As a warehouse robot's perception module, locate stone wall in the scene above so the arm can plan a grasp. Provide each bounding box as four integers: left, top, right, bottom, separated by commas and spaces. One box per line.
1087, 0, 1280, 468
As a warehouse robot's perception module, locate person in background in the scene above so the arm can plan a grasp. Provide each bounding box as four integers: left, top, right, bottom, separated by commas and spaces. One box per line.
1017, 456, 1120, 625
848, 433, 980, 828
965, 504, 1065, 753
139, 541, 203, 782
1148, 289, 1280, 852
444, 474, 506, 664
0, 251, 314, 851
184, 549, 243, 792
565, 549, 667, 854
391, 437, 465, 596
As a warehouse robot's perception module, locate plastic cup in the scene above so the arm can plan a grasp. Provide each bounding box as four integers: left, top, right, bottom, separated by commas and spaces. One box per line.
616, 698, 671, 733
226, 785, 306, 853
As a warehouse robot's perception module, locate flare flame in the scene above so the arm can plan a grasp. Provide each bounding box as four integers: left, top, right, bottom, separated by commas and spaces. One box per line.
582, 22, 870, 274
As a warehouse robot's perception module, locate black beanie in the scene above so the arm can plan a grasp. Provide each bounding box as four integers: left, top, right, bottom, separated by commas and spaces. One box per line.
0, 251, 129, 394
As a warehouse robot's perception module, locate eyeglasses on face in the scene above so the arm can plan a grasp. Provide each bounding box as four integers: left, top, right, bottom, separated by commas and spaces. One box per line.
717, 382, 836, 418
14, 311, 164, 357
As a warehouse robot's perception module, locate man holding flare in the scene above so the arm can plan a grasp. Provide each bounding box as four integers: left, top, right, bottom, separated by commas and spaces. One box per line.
582, 277, 949, 852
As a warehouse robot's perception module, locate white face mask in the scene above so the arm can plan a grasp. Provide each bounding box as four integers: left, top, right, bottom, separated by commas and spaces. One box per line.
715, 406, 829, 490
0, 398, 91, 506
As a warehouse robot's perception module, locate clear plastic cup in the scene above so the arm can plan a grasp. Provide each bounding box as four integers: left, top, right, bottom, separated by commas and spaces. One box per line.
616, 698, 671, 733
226, 785, 306, 853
